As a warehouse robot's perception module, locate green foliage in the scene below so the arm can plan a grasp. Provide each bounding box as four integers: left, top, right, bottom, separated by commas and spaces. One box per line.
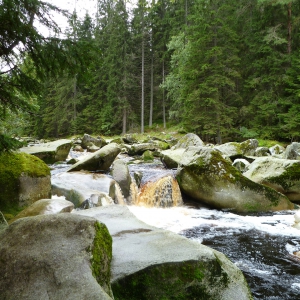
0, 135, 25, 152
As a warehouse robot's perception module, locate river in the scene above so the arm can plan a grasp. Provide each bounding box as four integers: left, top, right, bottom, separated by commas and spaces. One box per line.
53, 152, 300, 299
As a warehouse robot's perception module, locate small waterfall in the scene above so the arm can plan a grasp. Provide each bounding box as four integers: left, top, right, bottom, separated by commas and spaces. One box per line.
134, 175, 183, 207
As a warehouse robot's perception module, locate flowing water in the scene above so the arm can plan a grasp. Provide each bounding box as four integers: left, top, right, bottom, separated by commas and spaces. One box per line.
53, 152, 300, 299
128, 204, 300, 300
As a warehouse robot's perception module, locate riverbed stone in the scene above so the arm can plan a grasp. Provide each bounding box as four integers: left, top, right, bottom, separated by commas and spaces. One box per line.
176, 146, 293, 213
127, 143, 156, 156
75, 206, 253, 300
67, 143, 121, 172
0, 152, 51, 212
52, 171, 124, 207
173, 132, 204, 149
215, 139, 258, 157
232, 158, 250, 173
111, 159, 132, 199
81, 133, 107, 149
0, 214, 113, 299
269, 144, 285, 156
243, 157, 300, 202
19, 139, 72, 164
254, 147, 270, 157
283, 142, 300, 160
160, 148, 186, 168
9, 198, 74, 223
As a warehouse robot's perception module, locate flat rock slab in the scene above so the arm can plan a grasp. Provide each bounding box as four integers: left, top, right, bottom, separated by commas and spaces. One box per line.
75, 206, 252, 300
0, 214, 113, 300
67, 143, 121, 172
52, 171, 123, 207
19, 139, 72, 163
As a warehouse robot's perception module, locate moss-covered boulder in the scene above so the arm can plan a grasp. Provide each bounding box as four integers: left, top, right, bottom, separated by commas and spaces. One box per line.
67, 143, 121, 172
176, 147, 293, 213
0, 152, 51, 213
19, 139, 72, 164
244, 157, 300, 203
173, 133, 204, 149
9, 198, 74, 223
0, 214, 113, 299
142, 150, 154, 161
76, 206, 253, 300
52, 171, 124, 207
215, 139, 258, 157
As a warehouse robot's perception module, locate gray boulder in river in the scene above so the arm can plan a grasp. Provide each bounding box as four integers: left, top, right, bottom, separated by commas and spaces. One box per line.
19, 139, 72, 164
67, 143, 121, 172
0, 214, 113, 300
244, 157, 300, 203
52, 171, 124, 207
75, 206, 253, 300
176, 147, 294, 213
215, 139, 258, 157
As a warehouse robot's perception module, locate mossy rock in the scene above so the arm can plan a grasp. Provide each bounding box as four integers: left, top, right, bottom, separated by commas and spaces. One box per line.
173, 133, 204, 149
176, 147, 293, 213
112, 259, 231, 300
142, 150, 154, 162
0, 152, 51, 212
19, 139, 72, 164
0, 214, 113, 299
215, 139, 258, 157
244, 157, 300, 203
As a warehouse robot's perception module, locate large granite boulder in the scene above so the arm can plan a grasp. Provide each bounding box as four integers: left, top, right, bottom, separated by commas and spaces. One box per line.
0, 214, 113, 299
176, 147, 293, 213
19, 139, 72, 164
126, 143, 156, 156
135, 175, 183, 207
283, 142, 300, 160
67, 143, 121, 172
81, 133, 107, 149
52, 171, 124, 207
9, 198, 74, 223
110, 159, 132, 199
244, 157, 300, 202
0, 152, 51, 212
173, 133, 204, 149
215, 139, 258, 157
160, 148, 186, 168
75, 206, 253, 300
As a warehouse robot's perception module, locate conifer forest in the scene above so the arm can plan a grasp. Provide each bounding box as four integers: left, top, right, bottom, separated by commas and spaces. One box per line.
1, 0, 300, 143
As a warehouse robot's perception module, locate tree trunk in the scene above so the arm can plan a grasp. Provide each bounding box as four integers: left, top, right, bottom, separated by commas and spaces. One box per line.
287, 2, 292, 54
162, 60, 166, 129
122, 107, 127, 135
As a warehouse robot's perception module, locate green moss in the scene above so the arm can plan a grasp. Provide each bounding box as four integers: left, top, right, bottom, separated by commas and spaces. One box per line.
267, 163, 300, 191
0, 152, 50, 211
91, 221, 113, 298
142, 150, 154, 162
177, 148, 289, 212
112, 259, 231, 300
